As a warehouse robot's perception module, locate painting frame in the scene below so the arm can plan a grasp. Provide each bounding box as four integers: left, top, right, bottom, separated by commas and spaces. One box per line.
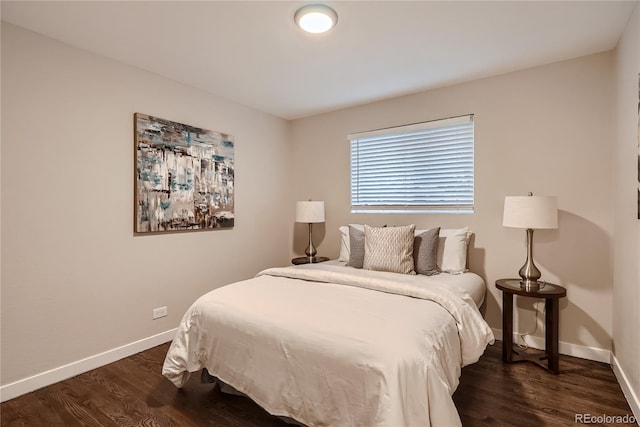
134, 113, 234, 235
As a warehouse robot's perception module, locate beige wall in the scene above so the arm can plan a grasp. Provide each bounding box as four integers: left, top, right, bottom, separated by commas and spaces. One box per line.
290, 52, 615, 355
613, 2, 640, 412
1, 11, 636, 405
0, 23, 292, 385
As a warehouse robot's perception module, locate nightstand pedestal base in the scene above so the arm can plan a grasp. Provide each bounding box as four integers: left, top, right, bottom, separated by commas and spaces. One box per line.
497, 278, 566, 375
508, 346, 556, 374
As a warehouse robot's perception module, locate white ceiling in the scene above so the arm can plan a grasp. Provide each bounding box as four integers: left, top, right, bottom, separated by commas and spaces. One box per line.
1, 1, 636, 120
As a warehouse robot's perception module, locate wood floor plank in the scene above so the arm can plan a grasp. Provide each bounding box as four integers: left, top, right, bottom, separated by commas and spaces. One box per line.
1, 341, 635, 426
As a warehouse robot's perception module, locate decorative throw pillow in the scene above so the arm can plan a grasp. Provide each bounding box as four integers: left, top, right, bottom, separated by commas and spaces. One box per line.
347, 225, 365, 268
437, 227, 469, 274
413, 227, 440, 275
363, 224, 416, 274
339, 224, 364, 262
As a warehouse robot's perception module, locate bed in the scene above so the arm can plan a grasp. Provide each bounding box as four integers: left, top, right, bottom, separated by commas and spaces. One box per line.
162, 225, 494, 426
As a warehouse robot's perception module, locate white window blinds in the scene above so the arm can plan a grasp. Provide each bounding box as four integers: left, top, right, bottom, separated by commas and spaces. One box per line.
349, 115, 474, 214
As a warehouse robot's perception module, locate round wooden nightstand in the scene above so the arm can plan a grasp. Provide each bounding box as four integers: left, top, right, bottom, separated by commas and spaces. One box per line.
291, 256, 329, 265
496, 278, 567, 374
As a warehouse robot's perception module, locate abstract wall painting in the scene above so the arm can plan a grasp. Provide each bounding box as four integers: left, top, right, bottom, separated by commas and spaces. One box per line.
134, 113, 234, 234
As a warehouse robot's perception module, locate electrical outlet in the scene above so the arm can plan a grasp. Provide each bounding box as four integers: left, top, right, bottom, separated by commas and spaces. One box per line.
152, 306, 168, 320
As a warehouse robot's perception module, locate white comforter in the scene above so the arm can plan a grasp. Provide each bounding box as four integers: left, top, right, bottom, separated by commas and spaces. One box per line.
162, 263, 495, 426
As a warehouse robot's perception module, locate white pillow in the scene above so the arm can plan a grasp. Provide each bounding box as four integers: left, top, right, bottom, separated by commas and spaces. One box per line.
437, 227, 470, 274
340, 224, 472, 273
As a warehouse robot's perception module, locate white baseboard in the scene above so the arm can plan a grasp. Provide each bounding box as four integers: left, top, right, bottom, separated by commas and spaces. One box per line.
0, 328, 177, 403
490, 328, 611, 363
611, 353, 640, 423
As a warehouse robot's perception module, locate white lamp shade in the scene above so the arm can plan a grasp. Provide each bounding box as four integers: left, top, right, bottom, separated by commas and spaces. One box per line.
503, 196, 558, 229
296, 201, 325, 223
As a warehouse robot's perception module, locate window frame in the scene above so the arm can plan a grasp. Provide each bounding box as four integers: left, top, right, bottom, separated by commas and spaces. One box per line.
349, 114, 475, 214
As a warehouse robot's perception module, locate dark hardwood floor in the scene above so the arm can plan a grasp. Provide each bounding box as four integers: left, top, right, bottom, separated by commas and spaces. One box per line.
1, 342, 635, 426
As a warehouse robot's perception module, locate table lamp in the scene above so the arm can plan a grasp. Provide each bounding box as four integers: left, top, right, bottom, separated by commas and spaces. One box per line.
296, 200, 325, 262
503, 193, 558, 286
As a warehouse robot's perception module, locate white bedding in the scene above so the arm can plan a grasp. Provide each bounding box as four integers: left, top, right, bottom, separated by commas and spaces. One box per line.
324, 260, 487, 308
162, 263, 494, 426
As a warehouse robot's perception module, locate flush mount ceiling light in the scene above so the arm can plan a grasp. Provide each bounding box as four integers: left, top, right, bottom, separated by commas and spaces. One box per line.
294, 4, 338, 34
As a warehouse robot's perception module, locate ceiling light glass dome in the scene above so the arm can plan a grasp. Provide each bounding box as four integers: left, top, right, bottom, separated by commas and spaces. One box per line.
294, 4, 338, 34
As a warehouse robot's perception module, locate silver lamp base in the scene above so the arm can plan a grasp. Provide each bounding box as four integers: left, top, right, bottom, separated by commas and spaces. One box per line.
305, 223, 317, 259
519, 228, 544, 290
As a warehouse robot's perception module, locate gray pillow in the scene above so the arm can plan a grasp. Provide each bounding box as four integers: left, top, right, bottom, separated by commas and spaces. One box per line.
347, 225, 365, 268
414, 227, 441, 275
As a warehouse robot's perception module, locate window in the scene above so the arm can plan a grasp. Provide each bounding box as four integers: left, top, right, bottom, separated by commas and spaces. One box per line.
349, 114, 474, 214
